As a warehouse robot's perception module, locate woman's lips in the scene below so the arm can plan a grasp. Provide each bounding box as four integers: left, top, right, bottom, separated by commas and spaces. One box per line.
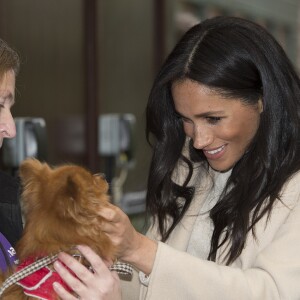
203, 145, 226, 160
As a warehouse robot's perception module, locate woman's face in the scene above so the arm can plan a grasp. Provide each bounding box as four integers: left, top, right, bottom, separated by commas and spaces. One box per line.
172, 79, 262, 172
0, 70, 16, 148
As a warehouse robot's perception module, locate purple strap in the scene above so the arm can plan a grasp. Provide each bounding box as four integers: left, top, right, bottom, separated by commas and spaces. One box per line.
0, 232, 18, 272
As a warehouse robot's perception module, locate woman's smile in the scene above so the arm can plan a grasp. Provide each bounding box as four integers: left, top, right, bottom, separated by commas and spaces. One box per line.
203, 144, 226, 159
172, 79, 263, 171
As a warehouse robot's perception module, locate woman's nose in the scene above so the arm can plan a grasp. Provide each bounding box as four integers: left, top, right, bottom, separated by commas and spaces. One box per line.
192, 126, 213, 149
0, 109, 16, 138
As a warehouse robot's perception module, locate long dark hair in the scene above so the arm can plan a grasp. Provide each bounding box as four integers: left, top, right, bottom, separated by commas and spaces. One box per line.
145, 16, 300, 264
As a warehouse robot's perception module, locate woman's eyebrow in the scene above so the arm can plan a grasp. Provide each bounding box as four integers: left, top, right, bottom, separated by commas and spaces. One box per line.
175, 110, 225, 118
194, 111, 224, 118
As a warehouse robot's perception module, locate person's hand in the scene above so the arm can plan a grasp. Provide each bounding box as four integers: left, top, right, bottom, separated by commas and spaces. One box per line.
53, 245, 121, 300
98, 204, 158, 275
98, 204, 142, 262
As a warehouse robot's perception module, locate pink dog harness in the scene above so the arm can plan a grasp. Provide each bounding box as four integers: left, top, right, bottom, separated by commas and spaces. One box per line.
16, 257, 71, 300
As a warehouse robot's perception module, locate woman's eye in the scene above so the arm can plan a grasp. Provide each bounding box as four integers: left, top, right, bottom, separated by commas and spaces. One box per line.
206, 116, 221, 124
181, 117, 193, 124
175, 113, 192, 124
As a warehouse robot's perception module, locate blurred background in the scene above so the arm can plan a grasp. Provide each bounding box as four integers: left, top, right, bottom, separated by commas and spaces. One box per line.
0, 0, 299, 231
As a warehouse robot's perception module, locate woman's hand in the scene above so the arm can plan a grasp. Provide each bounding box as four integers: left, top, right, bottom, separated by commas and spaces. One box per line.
98, 204, 141, 261
98, 204, 158, 275
53, 245, 121, 300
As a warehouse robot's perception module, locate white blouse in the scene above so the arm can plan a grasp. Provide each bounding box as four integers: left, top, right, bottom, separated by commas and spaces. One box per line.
187, 168, 232, 259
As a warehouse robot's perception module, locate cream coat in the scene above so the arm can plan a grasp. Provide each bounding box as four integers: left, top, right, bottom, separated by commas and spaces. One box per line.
121, 169, 300, 300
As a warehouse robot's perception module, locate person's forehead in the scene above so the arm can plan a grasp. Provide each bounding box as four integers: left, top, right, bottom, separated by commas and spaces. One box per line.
0, 70, 15, 103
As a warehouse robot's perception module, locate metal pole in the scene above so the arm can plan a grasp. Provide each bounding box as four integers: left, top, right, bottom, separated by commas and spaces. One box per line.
84, 0, 98, 172
154, 0, 166, 74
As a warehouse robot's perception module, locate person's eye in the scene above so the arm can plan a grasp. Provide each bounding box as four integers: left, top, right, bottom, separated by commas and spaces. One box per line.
180, 116, 193, 124
206, 116, 222, 125
175, 112, 192, 123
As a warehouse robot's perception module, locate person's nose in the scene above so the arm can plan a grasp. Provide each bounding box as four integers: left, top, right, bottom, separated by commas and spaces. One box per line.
192, 125, 213, 149
0, 109, 16, 139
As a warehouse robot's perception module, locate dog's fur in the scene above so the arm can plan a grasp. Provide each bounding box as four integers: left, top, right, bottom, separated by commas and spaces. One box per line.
0, 158, 115, 299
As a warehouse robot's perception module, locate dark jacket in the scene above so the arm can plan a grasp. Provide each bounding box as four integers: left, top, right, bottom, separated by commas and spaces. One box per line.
0, 170, 23, 247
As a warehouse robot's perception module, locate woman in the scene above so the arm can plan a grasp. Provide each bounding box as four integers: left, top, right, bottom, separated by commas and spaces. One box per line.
54, 16, 300, 299
0, 38, 22, 273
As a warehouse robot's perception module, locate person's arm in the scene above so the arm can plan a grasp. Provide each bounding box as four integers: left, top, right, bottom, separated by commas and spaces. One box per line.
138, 197, 300, 299
53, 245, 121, 300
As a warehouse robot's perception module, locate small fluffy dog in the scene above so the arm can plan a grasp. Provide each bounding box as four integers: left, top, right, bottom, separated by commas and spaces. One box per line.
0, 158, 116, 299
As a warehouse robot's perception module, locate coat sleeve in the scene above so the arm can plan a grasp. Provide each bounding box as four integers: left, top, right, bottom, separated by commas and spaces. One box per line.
142, 187, 300, 299
0, 171, 23, 247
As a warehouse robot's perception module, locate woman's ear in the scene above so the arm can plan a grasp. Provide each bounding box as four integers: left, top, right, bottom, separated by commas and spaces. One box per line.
258, 98, 263, 113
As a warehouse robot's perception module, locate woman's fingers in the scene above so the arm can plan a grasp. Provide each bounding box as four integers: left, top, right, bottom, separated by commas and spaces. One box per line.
53, 246, 121, 300
98, 205, 123, 222
98, 207, 129, 241
53, 280, 78, 300
53, 258, 87, 299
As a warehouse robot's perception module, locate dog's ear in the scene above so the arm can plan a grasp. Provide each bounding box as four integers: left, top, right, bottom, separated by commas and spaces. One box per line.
18, 158, 50, 186
66, 173, 82, 200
